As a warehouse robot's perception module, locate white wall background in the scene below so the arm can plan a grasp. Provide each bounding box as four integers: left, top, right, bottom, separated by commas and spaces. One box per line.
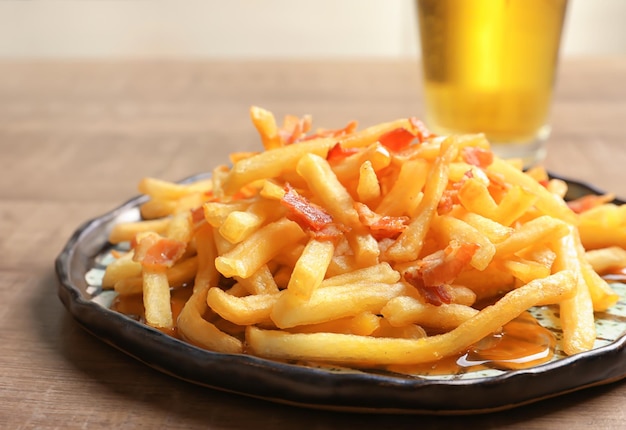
0, 0, 624, 59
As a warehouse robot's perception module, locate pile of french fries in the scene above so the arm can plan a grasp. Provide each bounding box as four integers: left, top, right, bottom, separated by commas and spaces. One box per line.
102, 106, 626, 369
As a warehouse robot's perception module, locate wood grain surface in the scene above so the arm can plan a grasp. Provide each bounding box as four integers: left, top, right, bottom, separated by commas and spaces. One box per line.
1, 58, 625, 429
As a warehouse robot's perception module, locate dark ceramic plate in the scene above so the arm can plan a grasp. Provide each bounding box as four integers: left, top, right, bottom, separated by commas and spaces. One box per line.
55, 173, 626, 415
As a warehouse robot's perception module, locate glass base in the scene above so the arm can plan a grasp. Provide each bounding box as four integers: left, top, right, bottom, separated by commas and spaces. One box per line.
489, 125, 550, 168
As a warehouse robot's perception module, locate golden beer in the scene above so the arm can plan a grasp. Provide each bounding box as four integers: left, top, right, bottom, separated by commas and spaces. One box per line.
417, 0, 567, 164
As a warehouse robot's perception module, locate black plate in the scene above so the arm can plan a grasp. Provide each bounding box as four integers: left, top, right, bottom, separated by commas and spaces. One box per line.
55, 173, 626, 414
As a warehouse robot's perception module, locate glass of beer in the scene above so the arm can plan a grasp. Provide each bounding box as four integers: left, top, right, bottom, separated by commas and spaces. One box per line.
417, 0, 568, 167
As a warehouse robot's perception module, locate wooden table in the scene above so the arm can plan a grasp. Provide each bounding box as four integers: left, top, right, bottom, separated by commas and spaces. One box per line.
1, 58, 625, 429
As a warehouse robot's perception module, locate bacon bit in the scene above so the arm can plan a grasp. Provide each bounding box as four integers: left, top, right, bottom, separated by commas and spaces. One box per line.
486, 171, 510, 200
437, 191, 457, 215
302, 120, 359, 141
421, 242, 479, 287
567, 193, 615, 214
280, 184, 334, 232
129, 235, 139, 250
438, 170, 474, 215
404, 275, 453, 306
378, 127, 416, 152
310, 224, 346, 242
462, 146, 494, 168
403, 241, 479, 305
278, 114, 313, 144
191, 207, 205, 224
326, 143, 360, 163
134, 234, 186, 269
421, 285, 453, 306
409, 117, 436, 143
354, 202, 408, 240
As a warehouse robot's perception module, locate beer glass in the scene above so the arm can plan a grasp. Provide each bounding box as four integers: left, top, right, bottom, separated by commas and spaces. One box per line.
417, 0, 568, 167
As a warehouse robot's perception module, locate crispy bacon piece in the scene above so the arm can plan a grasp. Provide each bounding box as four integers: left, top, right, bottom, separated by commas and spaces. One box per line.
462, 146, 494, 168
191, 206, 206, 224
278, 114, 313, 144
280, 184, 334, 232
310, 224, 346, 242
403, 241, 479, 305
354, 202, 408, 240
378, 127, 416, 152
438, 170, 474, 215
303, 120, 359, 142
133, 233, 187, 269
404, 276, 453, 307
567, 193, 615, 214
326, 143, 360, 163
486, 170, 510, 201
409, 117, 435, 142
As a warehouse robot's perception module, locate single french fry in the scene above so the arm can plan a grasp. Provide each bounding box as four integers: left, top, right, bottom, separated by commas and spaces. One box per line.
142, 268, 173, 329
138, 177, 213, 200
495, 216, 570, 258
457, 178, 498, 217
177, 286, 243, 353
321, 262, 400, 287
287, 239, 335, 299
578, 208, 626, 250
207, 287, 279, 326
102, 251, 142, 288
381, 296, 479, 330
459, 212, 513, 244
552, 227, 596, 355
356, 160, 381, 203
140, 199, 178, 219
348, 230, 380, 268
222, 138, 336, 195
250, 106, 282, 150
215, 217, 306, 279
289, 312, 381, 336
108, 218, 171, 244
585, 246, 626, 274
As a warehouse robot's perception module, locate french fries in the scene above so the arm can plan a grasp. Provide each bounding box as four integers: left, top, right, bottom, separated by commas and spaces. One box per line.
102, 106, 626, 373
